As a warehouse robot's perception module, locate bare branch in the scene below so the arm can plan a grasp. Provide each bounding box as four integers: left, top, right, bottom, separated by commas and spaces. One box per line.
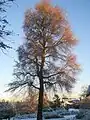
43, 71, 65, 79
44, 81, 56, 85
32, 84, 40, 90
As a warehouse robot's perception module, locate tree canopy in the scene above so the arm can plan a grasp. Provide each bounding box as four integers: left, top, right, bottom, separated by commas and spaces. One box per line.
7, 1, 80, 119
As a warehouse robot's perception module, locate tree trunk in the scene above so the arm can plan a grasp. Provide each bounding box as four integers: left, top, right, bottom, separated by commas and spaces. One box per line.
37, 77, 43, 120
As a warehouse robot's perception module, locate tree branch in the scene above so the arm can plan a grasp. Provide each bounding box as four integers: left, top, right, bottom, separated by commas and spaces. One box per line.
43, 71, 64, 79
32, 84, 40, 90
14, 71, 37, 77
44, 81, 56, 85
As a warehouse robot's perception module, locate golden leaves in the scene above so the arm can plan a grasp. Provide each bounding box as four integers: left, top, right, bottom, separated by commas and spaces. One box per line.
62, 27, 78, 45
35, 1, 77, 46
36, 0, 51, 12
35, 0, 63, 21
67, 55, 80, 69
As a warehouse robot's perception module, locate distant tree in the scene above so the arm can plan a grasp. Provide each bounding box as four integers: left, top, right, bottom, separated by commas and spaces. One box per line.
86, 85, 90, 97
15, 95, 37, 115
0, 101, 15, 120
15, 101, 22, 114
7, 1, 79, 120
24, 90, 38, 113
0, 0, 15, 51
79, 86, 90, 109
80, 85, 88, 98
15, 101, 29, 114
53, 94, 61, 108
43, 93, 49, 108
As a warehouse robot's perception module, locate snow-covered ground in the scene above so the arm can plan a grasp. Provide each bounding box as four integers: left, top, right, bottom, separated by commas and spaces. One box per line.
11, 108, 78, 120
11, 117, 76, 120
11, 115, 76, 120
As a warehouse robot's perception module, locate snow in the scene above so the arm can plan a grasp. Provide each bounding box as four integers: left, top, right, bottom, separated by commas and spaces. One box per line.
10, 108, 78, 120
11, 118, 75, 120
11, 115, 76, 120
68, 109, 79, 112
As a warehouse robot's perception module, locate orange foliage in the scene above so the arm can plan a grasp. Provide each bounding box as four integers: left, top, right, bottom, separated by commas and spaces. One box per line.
36, 1, 63, 21
35, 1, 77, 46
36, 0, 51, 13
62, 27, 77, 45
67, 55, 80, 69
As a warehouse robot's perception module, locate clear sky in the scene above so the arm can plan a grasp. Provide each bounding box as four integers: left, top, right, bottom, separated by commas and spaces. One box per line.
0, 0, 90, 99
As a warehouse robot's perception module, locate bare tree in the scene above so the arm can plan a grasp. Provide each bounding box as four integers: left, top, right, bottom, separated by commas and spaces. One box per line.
7, 1, 79, 120
0, 0, 15, 51
80, 85, 88, 99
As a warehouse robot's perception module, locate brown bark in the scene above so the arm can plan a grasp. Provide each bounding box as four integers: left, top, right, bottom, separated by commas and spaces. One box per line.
37, 77, 43, 120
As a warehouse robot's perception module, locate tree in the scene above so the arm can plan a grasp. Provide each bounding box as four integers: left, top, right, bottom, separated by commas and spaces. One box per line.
24, 90, 38, 113
15, 98, 37, 115
80, 85, 90, 109
0, 0, 14, 51
7, 1, 79, 120
80, 85, 88, 99
86, 85, 90, 97
0, 100, 15, 120
53, 94, 61, 108
43, 93, 49, 108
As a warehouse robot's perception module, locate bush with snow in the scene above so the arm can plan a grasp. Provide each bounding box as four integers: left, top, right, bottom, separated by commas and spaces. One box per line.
0, 101, 15, 119
44, 114, 64, 119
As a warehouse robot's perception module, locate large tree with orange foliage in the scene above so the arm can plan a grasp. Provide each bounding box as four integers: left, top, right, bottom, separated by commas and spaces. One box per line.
7, 1, 79, 120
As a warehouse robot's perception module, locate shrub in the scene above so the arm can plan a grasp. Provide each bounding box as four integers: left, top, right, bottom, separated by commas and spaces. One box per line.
0, 102, 15, 119
76, 111, 85, 119
44, 114, 64, 119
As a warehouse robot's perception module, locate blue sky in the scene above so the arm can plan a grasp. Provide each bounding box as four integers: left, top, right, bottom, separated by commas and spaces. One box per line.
0, 0, 90, 99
